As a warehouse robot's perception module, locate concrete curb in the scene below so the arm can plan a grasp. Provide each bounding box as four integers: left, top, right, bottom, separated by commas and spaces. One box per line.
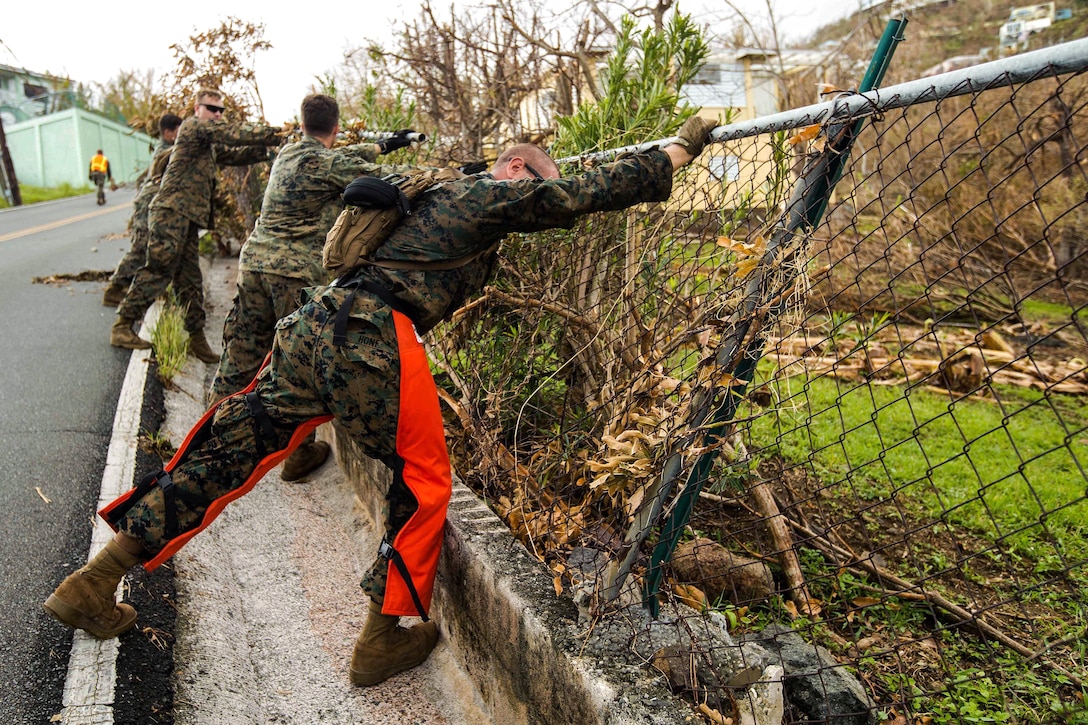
335, 435, 694, 725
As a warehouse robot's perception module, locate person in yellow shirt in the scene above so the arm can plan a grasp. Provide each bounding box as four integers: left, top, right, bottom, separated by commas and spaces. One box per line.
88, 150, 114, 205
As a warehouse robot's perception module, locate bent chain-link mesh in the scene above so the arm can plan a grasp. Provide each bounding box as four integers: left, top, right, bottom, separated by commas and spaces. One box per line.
428, 41, 1088, 723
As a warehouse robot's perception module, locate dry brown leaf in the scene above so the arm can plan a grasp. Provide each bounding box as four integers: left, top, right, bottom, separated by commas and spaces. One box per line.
851, 596, 882, 608
553, 575, 564, 596
673, 582, 709, 611
736, 257, 759, 278
626, 484, 648, 517
788, 124, 822, 145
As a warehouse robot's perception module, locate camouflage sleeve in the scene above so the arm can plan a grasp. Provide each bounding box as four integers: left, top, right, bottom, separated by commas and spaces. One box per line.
202, 119, 282, 148
149, 147, 173, 180
473, 148, 674, 234
214, 144, 275, 167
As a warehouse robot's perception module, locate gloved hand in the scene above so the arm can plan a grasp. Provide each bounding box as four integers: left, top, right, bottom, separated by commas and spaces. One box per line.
672, 115, 717, 157
376, 129, 415, 155
457, 160, 488, 175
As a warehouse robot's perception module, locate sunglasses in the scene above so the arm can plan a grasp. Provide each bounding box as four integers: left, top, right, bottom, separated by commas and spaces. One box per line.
524, 162, 544, 181
201, 103, 225, 114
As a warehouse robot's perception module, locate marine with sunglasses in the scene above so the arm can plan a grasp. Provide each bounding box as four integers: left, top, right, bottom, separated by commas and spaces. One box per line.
109, 87, 285, 363
45, 115, 717, 688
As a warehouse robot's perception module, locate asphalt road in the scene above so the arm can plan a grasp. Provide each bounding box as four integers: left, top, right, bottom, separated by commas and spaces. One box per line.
0, 189, 137, 724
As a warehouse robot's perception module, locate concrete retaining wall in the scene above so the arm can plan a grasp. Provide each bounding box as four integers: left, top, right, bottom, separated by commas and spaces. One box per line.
332, 427, 695, 725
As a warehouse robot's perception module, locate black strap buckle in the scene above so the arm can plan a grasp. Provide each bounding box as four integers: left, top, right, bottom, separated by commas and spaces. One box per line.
378, 537, 430, 622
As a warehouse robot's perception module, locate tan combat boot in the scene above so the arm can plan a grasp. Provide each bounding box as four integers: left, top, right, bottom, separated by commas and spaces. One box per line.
43, 539, 140, 639
188, 331, 219, 364
110, 319, 152, 350
349, 599, 439, 686
102, 284, 126, 307
281, 440, 332, 482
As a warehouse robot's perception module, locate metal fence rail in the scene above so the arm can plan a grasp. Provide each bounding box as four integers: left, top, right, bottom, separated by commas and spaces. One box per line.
429, 39, 1088, 723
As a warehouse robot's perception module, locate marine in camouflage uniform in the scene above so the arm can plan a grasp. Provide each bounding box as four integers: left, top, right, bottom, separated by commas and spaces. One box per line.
104, 115, 184, 306
120, 145, 678, 604
44, 114, 716, 686
111, 91, 282, 361
211, 121, 413, 400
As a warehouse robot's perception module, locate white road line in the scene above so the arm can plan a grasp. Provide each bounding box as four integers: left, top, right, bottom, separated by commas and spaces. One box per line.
59, 309, 157, 725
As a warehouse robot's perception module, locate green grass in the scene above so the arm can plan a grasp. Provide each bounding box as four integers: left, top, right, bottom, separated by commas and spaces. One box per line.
749, 374, 1088, 565
1020, 297, 1088, 323
148, 290, 190, 381
0, 183, 89, 207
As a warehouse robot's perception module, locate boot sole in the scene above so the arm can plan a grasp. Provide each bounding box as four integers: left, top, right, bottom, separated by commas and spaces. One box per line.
43, 595, 138, 639
350, 656, 431, 687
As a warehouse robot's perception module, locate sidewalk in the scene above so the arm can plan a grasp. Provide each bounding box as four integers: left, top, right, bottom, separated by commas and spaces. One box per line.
165, 255, 486, 724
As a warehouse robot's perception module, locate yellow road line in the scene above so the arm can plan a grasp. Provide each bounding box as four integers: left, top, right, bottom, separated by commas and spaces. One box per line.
0, 203, 127, 244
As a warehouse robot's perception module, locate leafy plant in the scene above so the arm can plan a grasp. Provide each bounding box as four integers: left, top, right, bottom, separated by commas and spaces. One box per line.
550, 12, 710, 158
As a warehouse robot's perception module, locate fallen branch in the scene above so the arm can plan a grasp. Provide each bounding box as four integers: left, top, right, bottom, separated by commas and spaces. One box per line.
749, 479, 820, 617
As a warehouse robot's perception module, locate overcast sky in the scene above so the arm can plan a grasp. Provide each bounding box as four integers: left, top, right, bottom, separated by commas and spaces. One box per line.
2, 0, 861, 124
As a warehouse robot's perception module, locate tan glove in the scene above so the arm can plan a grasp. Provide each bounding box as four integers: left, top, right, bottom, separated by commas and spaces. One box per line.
672, 115, 717, 157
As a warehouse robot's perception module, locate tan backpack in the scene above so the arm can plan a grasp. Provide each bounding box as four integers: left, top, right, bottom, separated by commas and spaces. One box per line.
323, 167, 468, 276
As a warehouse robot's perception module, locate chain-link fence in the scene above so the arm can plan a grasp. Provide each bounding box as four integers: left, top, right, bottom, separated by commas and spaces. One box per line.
429, 38, 1088, 723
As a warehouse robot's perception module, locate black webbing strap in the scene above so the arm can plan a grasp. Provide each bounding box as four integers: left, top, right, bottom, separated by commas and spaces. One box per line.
103, 468, 164, 527
104, 468, 209, 540
157, 472, 178, 539
331, 279, 425, 348
243, 391, 277, 459
379, 537, 430, 621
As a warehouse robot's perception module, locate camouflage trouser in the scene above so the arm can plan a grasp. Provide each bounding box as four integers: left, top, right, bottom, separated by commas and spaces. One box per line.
210, 269, 311, 401
110, 227, 150, 290
117, 209, 206, 333
117, 285, 446, 608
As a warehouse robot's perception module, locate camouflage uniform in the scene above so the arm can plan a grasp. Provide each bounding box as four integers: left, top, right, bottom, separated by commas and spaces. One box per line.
115, 149, 675, 613
110, 139, 174, 290
211, 135, 405, 400
116, 116, 281, 333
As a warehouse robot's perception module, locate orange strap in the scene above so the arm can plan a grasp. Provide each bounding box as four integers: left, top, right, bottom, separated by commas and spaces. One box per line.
380, 311, 452, 617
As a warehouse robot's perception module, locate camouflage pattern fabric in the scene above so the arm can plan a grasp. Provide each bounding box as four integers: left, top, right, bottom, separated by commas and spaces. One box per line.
353, 149, 675, 334
210, 270, 310, 400
239, 136, 398, 283
114, 149, 676, 602
118, 116, 278, 328
130, 141, 174, 233
151, 116, 281, 229
110, 141, 174, 289
116, 209, 205, 332
212, 136, 407, 399
111, 227, 150, 289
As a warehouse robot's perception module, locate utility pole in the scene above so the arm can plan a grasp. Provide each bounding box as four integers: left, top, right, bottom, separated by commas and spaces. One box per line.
0, 115, 22, 206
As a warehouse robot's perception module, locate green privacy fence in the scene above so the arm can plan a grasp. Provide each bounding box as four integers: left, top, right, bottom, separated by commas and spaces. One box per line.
428, 37, 1088, 723
5, 107, 153, 188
